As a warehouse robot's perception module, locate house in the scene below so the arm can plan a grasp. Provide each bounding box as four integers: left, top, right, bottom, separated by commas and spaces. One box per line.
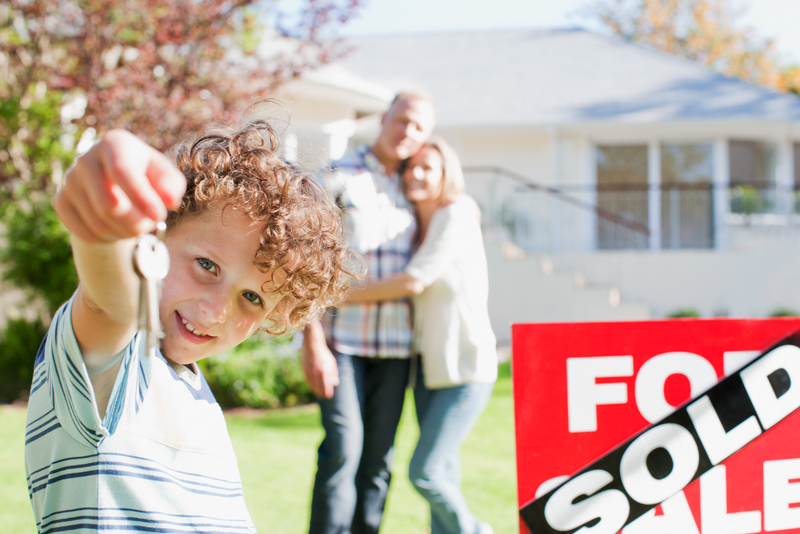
273, 28, 800, 341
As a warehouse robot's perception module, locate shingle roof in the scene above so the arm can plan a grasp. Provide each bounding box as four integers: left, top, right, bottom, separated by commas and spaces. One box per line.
339, 28, 800, 127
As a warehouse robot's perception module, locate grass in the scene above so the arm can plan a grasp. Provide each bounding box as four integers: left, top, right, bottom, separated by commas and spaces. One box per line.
0, 405, 33, 534
0, 363, 516, 534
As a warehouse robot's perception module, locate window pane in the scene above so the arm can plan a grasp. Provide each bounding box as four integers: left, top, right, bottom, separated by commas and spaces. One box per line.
598, 146, 648, 185
729, 141, 775, 186
793, 143, 800, 213
729, 140, 776, 214
596, 145, 648, 249
661, 144, 713, 249
793, 143, 800, 189
662, 144, 713, 184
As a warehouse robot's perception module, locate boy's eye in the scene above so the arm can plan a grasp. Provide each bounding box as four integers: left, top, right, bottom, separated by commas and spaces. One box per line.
198, 258, 217, 274
243, 291, 262, 305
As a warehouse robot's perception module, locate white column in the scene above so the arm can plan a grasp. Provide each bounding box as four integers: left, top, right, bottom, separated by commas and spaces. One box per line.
549, 126, 562, 251
648, 140, 661, 250
322, 119, 355, 161
584, 138, 598, 251
282, 130, 298, 164
776, 137, 794, 216
713, 138, 730, 250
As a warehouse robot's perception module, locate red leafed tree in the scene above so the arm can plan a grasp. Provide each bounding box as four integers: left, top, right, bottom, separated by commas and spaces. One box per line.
0, 0, 359, 333
0, 0, 359, 193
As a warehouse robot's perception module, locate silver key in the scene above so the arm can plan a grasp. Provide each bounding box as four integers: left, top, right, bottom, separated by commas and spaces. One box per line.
133, 222, 170, 354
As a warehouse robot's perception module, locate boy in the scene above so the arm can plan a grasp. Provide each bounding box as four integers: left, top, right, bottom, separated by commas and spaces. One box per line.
25, 120, 355, 533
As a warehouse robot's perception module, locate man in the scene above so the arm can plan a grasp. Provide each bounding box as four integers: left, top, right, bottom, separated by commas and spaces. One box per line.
303, 92, 437, 534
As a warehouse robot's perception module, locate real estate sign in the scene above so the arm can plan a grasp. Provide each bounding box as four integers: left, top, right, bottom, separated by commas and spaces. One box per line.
513, 318, 800, 534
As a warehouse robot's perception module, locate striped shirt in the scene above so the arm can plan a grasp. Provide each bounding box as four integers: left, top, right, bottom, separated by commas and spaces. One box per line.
25, 297, 256, 534
322, 145, 416, 358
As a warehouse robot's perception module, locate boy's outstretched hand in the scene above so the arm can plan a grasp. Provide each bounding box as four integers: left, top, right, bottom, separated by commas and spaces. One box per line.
53, 131, 187, 402
54, 130, 186, 242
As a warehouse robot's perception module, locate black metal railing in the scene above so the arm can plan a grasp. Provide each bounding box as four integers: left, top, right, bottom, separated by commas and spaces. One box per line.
462, 166, 800, 253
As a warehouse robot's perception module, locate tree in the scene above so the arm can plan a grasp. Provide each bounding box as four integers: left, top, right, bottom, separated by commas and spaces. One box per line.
0, 1, 359, 402
0, 0, 359, 194
585, 0, 800, 93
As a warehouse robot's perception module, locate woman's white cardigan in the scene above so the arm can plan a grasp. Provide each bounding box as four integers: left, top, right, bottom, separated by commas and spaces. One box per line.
405, 197, 498, 389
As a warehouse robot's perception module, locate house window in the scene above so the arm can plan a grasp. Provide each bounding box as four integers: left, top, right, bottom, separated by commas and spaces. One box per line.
596, 145, 648, 249
729, 140, 776, 214
661, 144, 714, 249
793, 143, 800, 213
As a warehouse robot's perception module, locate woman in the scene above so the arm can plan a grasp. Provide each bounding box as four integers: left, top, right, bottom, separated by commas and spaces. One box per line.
347, 137, 497, 534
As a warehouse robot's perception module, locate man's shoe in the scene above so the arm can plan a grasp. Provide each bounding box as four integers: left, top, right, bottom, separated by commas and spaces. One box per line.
476, 521, 494, 534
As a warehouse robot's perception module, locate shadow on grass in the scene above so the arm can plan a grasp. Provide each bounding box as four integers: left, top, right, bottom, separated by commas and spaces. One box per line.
227, 361, 512, 431
226, 404, 321, 429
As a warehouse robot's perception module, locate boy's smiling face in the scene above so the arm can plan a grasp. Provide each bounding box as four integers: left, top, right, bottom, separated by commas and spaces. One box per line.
159, 205, 283, 365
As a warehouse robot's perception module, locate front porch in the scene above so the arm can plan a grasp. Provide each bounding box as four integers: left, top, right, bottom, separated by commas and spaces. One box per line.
465, 135, 800, 254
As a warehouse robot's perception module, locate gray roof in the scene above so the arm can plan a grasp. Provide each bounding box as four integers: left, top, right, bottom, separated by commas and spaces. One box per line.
339, 28, 800, 127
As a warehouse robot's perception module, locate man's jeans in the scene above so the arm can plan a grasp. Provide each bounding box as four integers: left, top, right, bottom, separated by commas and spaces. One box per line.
409, 363, 494, 534
309, 352, 410, 534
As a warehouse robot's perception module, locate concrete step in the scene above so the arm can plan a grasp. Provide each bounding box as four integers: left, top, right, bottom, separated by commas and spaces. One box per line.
485, 242, 651, 342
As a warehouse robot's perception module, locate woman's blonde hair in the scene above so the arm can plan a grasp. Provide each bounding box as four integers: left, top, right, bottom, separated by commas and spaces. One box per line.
425, 136, 465, 205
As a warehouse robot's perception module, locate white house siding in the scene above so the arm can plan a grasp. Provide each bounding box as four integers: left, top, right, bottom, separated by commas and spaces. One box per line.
446, 120, 800, 320
457, 132, 551, 178
329, 29, 800, 320
270, 94, 360, 167
547, 247, 800, 319
271, 66, 392, 167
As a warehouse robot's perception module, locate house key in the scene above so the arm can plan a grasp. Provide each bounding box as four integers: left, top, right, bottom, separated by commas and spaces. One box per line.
133, 222, 170, 355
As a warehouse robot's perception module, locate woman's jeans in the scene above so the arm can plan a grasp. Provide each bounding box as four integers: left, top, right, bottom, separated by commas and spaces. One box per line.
309, 352, 410, 534
409, 363, 494, 534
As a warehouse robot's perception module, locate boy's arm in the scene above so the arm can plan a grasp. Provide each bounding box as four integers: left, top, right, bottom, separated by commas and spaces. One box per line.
53, 130, 185, 379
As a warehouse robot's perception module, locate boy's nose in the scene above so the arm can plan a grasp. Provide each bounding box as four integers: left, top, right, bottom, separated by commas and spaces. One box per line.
198, 292, 230, 324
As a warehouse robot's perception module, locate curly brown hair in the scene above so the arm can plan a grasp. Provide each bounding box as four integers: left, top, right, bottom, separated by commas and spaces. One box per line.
167, 118, 359, 334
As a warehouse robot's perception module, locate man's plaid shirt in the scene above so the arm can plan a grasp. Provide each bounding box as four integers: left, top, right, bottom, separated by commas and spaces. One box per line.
322, 145, 417, 358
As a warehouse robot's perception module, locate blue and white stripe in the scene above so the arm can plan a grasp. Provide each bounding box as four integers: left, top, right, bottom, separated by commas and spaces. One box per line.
25, 297, 257, 533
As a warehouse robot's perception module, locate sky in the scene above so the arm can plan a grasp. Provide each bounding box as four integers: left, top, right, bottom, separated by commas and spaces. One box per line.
336, 0, 800, 64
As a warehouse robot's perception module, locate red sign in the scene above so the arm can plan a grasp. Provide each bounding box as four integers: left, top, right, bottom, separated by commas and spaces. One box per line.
513, 318, 800, 534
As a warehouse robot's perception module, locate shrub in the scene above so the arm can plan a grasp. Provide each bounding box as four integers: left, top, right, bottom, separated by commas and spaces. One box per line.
768, 308, 800, 317
0, 193, 78, 315
201, 332, 312, 410
666, 308, 701, 318
0, 317, 47, 402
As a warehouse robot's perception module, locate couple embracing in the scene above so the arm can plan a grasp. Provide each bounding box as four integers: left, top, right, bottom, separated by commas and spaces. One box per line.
303, 92, 498, 534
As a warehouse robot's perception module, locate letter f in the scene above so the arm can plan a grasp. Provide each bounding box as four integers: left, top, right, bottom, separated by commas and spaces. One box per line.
567, 356, 634, 433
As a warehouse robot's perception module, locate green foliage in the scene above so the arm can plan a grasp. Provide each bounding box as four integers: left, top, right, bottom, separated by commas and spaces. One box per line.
730, 185, 771, 215
666, 308, 701, 318
0, 193, 78, 315
0, 317, 47, 402
0, 84, 75, 404
769, 308, 800, 317
0, 88, 76, 190
202, 332, 312, 409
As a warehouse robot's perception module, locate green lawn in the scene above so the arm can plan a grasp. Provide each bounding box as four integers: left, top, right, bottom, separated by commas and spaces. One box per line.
0, 363, 516, 533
